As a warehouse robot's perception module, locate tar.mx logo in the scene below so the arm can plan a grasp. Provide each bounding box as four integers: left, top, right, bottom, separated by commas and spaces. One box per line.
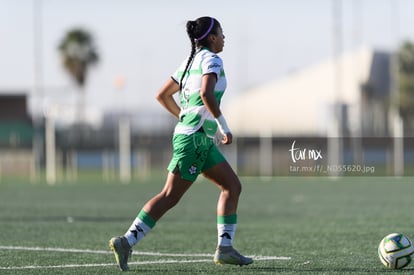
289, 140, 323, 163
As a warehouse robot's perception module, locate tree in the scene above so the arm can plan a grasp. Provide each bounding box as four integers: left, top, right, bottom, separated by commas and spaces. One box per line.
58, 28, 99, 124
397, 40, 414, 121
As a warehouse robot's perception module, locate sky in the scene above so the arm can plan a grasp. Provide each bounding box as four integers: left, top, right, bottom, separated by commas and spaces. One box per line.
1, 0, 414, 118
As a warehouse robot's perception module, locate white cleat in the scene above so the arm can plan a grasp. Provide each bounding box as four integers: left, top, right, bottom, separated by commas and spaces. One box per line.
109, 236, 132, 271
214, 246, 253, 266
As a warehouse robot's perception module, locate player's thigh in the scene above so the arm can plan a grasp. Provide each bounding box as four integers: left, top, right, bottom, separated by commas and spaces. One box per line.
203, 160, 241, 193
161, 171, 193, 200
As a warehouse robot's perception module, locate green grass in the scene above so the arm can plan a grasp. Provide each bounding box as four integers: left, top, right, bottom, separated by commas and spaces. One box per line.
1, 176, 414, 274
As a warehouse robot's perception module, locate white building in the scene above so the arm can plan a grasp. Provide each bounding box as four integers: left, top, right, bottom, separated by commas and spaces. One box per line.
225, 47, 392, 137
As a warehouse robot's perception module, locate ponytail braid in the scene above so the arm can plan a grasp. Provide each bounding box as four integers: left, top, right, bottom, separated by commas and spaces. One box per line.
180, 21, 197, 92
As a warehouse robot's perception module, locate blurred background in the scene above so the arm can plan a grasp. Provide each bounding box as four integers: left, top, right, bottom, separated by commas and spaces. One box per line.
1, 0, 414, 183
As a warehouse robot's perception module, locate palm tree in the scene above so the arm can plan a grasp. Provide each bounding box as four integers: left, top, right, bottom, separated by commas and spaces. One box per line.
397, 40, 414, 133
58, 28, 99, 124
398, 41, 414, 119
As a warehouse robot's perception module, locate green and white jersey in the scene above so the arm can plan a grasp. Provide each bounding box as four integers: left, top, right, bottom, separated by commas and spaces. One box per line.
172, 48, 226, 138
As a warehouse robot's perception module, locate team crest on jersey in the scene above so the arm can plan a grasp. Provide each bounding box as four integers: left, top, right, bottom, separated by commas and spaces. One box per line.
188, 164, 198, 175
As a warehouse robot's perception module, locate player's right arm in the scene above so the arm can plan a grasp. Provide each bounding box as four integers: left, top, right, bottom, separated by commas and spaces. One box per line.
156, 77, 181, 119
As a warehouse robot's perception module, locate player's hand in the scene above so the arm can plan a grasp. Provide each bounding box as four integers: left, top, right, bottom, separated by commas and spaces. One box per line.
221, 132, 233, 145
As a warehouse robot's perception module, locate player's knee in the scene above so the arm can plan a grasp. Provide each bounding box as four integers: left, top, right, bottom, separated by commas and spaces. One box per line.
224, 180, 242, 197
234, 181, 242, 197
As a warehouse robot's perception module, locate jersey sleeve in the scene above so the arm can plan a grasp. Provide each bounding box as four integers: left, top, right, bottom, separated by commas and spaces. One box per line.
171, 67, 180, 84
201, 54, 223, 79
171, 59, 188, 84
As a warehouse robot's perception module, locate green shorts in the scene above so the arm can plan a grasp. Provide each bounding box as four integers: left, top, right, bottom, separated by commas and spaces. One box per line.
167, 132, 225, 182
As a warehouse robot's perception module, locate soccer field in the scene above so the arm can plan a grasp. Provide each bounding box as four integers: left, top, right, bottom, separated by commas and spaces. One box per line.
0, 176, 413, 274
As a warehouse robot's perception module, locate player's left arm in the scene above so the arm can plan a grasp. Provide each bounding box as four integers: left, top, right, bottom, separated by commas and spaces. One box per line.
200, 73, 221, 118
200, 73, 232, 145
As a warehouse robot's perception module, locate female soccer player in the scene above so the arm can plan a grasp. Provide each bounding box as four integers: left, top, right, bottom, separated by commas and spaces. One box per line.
109, 16, 253, 271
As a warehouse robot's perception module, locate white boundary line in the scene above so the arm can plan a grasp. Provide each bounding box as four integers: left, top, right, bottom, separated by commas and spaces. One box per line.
0, 245, 213, 257
0, 245, 291, 270
0, 259, 213, 270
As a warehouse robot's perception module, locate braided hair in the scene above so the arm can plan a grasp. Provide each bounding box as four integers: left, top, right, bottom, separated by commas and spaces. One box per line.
179, 16, 220, 92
